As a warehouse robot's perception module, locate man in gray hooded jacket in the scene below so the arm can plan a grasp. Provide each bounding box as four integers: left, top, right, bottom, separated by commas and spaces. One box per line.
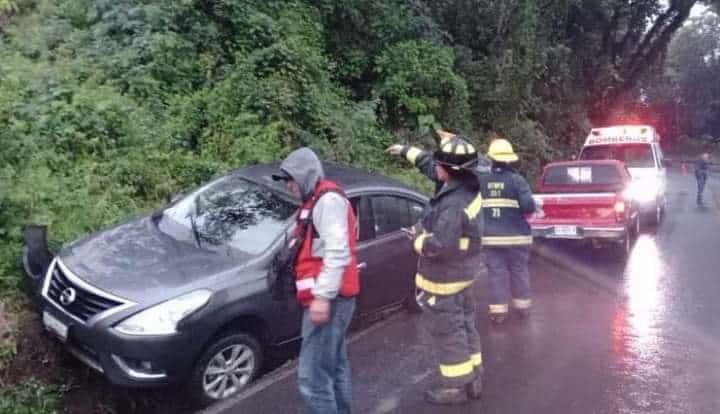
273, 147, 359, 414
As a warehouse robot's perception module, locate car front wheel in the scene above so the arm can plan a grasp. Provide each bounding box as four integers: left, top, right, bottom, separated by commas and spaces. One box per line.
189, 333, 262, 407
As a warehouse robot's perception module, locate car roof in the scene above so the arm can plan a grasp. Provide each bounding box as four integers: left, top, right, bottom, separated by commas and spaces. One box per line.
545, 160, 625, 168
235, 161, 427, 199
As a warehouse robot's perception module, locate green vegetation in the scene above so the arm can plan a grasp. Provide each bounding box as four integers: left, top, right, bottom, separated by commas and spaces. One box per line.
0, 0, 715, 312
643, 11, 720, 154
0, 379, 61, 414
0, 0, 17, 14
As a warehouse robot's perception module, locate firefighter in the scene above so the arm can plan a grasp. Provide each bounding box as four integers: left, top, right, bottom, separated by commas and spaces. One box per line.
482, 138, 535, 324
393, 135, 484, 405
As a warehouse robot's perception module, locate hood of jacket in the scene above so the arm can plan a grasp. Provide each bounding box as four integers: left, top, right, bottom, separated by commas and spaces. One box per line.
280, 147, 325, 200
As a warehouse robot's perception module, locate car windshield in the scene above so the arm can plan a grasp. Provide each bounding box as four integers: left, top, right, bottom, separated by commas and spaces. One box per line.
579, 144, 655, 168
544, 164, 623, 186
158, 175, 298, 255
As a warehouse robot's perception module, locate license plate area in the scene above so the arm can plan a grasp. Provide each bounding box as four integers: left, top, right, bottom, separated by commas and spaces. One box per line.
43, 311, 68, 342
554, 225, 578, 237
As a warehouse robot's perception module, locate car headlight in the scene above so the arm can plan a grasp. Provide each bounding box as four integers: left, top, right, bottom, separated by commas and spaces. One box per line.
114, 290, 212, 336
625, 177, 662, 203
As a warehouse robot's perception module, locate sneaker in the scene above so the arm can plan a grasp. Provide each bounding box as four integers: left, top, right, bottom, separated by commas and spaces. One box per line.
489, 313, 508, 324
424, 387, 469, 405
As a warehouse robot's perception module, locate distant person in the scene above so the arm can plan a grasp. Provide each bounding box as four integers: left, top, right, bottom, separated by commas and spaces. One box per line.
273, 148, 359, 414
695, 153, 711, 205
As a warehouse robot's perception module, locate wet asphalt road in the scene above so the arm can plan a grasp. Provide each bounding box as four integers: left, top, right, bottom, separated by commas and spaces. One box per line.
204, 172, 720, 414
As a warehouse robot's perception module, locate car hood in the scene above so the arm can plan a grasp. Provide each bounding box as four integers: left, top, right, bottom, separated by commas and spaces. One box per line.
627, 167, 661, 180
58, 216, 258, 303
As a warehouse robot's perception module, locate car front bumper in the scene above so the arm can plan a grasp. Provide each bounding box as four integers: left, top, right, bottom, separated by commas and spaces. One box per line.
40, 299, 205, 387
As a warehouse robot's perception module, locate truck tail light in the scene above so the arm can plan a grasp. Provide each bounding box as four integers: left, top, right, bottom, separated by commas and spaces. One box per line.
614, 198, 626, 221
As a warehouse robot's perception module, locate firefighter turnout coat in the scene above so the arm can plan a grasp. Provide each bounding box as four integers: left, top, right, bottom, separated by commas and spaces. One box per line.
479, 165, 535, 246
413, 178, 484, 299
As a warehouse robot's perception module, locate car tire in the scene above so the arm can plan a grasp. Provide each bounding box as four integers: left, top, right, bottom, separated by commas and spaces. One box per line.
189, 332, 263, 407
613, 230, 632, 262
644, 199, 664, 229
22, 245, 44, 280
21, 225, 55, 304
21, 245, 45, 303
403, 286, 423, 314
633, 215, 641, 240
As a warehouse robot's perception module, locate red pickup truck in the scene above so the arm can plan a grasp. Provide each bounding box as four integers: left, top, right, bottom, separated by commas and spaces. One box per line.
527, 160, 640, 260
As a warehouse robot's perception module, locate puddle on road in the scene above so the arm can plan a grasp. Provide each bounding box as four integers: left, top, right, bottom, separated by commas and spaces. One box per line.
610, 236, 690, 413
624, 237, 664, 343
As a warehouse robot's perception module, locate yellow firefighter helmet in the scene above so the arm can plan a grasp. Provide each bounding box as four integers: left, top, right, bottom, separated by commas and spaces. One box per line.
487, 138, 519, 163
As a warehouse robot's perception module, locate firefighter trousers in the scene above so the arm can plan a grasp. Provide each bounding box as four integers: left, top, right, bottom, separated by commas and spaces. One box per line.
486, 246, 531, 315
420, 287, 482, 388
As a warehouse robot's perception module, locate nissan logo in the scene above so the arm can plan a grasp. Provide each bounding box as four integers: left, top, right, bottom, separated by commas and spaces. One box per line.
59, 287, 77, 306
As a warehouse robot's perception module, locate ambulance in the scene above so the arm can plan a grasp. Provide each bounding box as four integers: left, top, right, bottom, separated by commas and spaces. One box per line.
577, 125, 668, 226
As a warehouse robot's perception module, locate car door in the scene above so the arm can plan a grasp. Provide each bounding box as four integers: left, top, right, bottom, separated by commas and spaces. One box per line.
352, 194, 425, 314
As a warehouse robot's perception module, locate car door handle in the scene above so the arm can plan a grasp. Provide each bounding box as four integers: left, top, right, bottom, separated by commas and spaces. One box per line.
357, 262, 367, 270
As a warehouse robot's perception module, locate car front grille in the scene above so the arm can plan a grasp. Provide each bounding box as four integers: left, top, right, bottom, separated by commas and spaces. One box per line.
47, 262, 123, 322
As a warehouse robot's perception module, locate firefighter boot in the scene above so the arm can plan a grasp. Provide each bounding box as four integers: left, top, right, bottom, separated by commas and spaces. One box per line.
424, 387, 469, 405
466, 377, 482, 400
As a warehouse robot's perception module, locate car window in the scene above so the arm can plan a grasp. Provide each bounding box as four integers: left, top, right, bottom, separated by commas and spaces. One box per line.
159, 176, 297, 255
370, 196, 414, 237
351, 197, 375, 242
544, 165, 622, 185
579, 144, 655, 168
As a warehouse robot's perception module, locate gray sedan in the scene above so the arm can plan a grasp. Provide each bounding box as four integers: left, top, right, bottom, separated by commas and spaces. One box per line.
23, 162, 427, 406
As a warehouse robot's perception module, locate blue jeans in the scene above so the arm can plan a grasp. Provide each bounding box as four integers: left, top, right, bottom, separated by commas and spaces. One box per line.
486, 246, 531, 313
298, 296, 356, 414
697, 176, 707, 204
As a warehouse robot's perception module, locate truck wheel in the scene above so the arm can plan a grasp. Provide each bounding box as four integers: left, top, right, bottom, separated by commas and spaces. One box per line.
189, 333, 262, 407
633, 216, 641, 240
644, 200, 664, 229
613, 231, 632, 262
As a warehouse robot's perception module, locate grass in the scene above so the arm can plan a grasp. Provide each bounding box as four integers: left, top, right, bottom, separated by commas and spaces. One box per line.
0, 297, 64, 414
0, 298, 19, 370
0, 379, 62, 414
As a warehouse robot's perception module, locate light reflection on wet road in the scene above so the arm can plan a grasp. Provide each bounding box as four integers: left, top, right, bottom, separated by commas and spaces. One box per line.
614, 235, 677, 414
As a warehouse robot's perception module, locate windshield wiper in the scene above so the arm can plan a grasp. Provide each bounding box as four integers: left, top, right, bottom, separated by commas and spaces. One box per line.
189, 214, 202, 249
